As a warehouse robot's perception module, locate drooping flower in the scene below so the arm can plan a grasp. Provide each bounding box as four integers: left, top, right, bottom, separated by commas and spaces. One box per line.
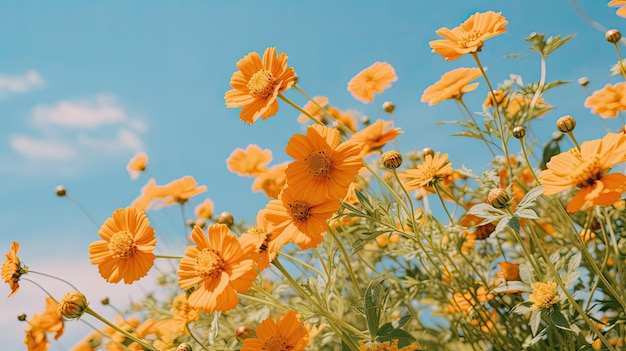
126, 152, 148, 180
399, 152, 454, 190
2, 241, 26, 297
240, 311, 310, 351
225, 47, 296, 124
24, 297, 66, 351
252, 162, 289, 198
358, 339, 420, 351
584, 82, 626, 118
177, 224, 257, 313
89, 207, 157, 284
430, 11, 508, 61
538, 132, 626, 212
285, 124, 363, 203
421, 67, 482, 105
529, 281, 559, 311
347, 62, 398, 103
609, 0, 626, 17
156, 176, 207, 207
349, 119, 403, 156
226, 144, 272, 177
264, 185, 341, 250
297, 96, 329, 123
239, 210, 282, 271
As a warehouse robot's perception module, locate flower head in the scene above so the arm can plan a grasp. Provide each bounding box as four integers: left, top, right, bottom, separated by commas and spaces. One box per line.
157, 176, 208, 207
538, 132, 626, 212
59, 291, 89, 320
297, 96, 329, 123
2, 241, 26, 297
584, 82, 626, 118
241, 311, 310, 351
348, 62, 397, 103
399, 152, 453, 190
177, 224, 257, 313
225, 47, 296, 124
421, 67, 482, 105
358, 339, 420, 351
194, 199, 214, 221
89, 207, 157, 284
529, 281, 559, 311
226, 144, 272, 177
239, 210, 282, 271
126, 152, 147, 180
430, 11, 508, 61
252, 162, 289, 198
350, 119, 403, 156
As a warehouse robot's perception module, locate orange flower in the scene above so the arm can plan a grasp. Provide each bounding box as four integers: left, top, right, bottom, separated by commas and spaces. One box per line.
131, 178, 159, 211
430, 11, 508, 61
177, 224, 257, 313
252, 162, 289, 198
70, 331, 101, 351
264, 185, 341, 250
170, 294, 200, 323
239, 210, 282, 271
226, 144, 272, 177
446, 286, 494, 315
89, 207, 156, 284
421, 67, 482, 105
349, 119, 403, 156
156, 176, 207, 207
24, 327, 47, 351
497, 262, 521, 281
327, 106, 358, 132
194, 199, 214, 220
297, 96, 329, 123
609, 0, 626, 17
399, 152, 453, 190
100, 314, 141, 351
126, 152, 147, 180
347, 62, 397, 103
285, 124, 363, 203
358, 339, 420, 351
241, 311, 310, 351
24, 297, 65, 351
538, 132, 626, 212
584, 83, 626, 118
2, 241, 25, 297
225, 47, 296, 124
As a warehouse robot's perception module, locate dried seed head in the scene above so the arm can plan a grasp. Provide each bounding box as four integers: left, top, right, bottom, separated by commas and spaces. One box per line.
55, 186, 66, 197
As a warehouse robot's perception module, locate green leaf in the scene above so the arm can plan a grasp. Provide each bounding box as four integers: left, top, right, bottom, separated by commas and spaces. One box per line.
364, 277, 388, 339
377, 324, 416, 347
516, 185, 544, 210
526, 32, 575, 57
541, 139, 561, 170
550, 310, 573, 331
507, 216, 521, 233
516, 208, 539, 220
530, 310, 542, 335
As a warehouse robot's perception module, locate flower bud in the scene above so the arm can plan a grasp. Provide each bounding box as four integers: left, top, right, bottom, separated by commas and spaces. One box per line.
487, 188, 511, 209
216, 211, 234, 227
55, 186, 66, 197
176, 343, 193, 351
512, 126, 526, 139
556, 115, 576, 133
382, 101, 395, 113
361, 115, 370, 125
577, 77, 589, 87
293, 74, 299, 85
100, 297, 109, 305
59, 291, 89, 320
17, 313, 27, 321
236, 324, 255, 342
381, 150, 403, 169
421, 148, 435, 158
606, 29, 622, 44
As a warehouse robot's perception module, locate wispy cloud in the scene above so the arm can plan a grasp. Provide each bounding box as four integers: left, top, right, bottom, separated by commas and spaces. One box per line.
9, 135, 77, 160
0, 70, 45, 96
32, 94, 131, 129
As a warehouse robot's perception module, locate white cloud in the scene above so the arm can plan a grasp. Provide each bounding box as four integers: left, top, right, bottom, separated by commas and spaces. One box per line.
0, 70, 45, 95
77, 128, 143, 152
10, 135, 77, 160
32, 94, 132, 129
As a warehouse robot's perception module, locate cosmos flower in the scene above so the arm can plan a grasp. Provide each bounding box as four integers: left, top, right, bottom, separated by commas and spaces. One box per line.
584, 82, 626, 118
399, 152, 454, 190
349, 119, 403, 156
2, 241, 25, 297
240, 311, 310, 351
126, 152, 148, 180
226, 144, 272, 177
421, 67, 482, 105
347, 62, 397, 103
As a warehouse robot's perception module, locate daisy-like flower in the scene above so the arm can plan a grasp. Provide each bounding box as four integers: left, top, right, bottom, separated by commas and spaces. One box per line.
430, 11, 508, 61
327, 106, 358, 132
358, 339, 420, 351
421, 67, 482, 105
194, 199, 214, 221
286, 124, 363, 203
89, 207, 157, 284
538, 132, 626, 212
348, 62, 398, 103
241, 310, 310, 351
529, 281, 559, 311
157, 176, 207, 207
350, 119, 403, 156
399, 152, 454, 190
446, 286, 494, 315
226, 144, 272, 177
177, 224, 257, 313
584, 82, 626, 118
252, 162, 289, 198
225, 47, 296, 124
239, 210, 283, 271
2, 241, 26, 297
131, 178, 159, 211
126, 152, 148, 180
264, 185, 341, 250
609, 0, 626, 17
297, 96, 329, 123
24, 297, 65, 351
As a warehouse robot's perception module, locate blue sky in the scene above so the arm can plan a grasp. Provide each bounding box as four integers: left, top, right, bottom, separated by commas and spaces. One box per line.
1, 1, 625, 349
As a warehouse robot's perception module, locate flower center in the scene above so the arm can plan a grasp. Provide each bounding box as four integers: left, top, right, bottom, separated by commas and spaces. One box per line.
458, 29, 483, 49
108, 231, 136, 259
304, 150, 333, 178
569, 156, 603, 188
195, 249, 226, 279
288, 200, 312, 223
247, 69, 277, 99
262, 334, 289, 351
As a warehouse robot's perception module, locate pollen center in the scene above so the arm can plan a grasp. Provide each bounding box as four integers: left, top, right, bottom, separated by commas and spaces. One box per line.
458, 29, 483, 49
569, 156, 603, 188
108, 231, 136, 259
261, 335, 289, 351
288, 200, 312, 223
304, 150, 333, 177
195, 249, 226, 279
248, 69, 277, 99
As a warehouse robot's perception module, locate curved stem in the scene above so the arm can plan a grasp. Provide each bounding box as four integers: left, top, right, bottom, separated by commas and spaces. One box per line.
457, 98, 497, 156
278, 93, 323, 125
186, 324, 210, 351
518, 136, 539, 185
276, 251, 324, 276
433, 183, 454, 224
86, 307, 158, 351
29, 270, 81, 291
65, 194, 99, 228
328, 227, 363, 300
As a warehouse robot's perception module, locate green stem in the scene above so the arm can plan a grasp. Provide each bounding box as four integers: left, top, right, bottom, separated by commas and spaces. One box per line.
518, 136, 539, 184
278, 93, 323, 125
293, 84, 353, 135
29, 270, 81, 291
613, 43, 626, 80
277, 251, 324, 276
433, 182, 454, 224
186, 324, 210, 351
155, 255, 183, 259
328, 227, 363, 300
457, 98, 497, 156
86, 307, 158, 351
525, 54, 547, 125
66, 194, 100, 228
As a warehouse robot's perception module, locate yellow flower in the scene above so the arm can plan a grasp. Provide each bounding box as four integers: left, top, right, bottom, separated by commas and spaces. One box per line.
584, 82, 626, 118
430, 11, 508, 61
348, 62, 397, 103
241, 311, 310, 351
225, 47, 296, 124
239, 210, 281, 271
126, 152, 147, 180
2, 241, 26, 297
529, 281, 559, 311
297, 96, 329, 123
252, 162, 288, 199
421, 67, 482, 105
194, 199, 214, 220
609, 0, 626, 17
226, 144, 272, 177
399, 152, 453, 190
349, 119, 403, 156
358, 339, 420, 351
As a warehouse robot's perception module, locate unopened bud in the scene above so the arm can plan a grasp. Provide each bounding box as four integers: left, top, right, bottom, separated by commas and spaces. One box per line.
381, 150, 403, 169
293, 74, 299, 85
606, 29, 622, 44
59, 291, 89, 320
361, 115, 370, 125
556, 115, 576, 133
100, 297, 109, 305
382, 101, 395, 113
512, 126, 526, 139
421, 148, 435, 158
236, 325, 255, 342
216, 212, 234, 227
487, 188, 511, 209
17, 313, 27, 321
577, 77, 589, 87
176, 343, 193, 351
55, 186, 66, 197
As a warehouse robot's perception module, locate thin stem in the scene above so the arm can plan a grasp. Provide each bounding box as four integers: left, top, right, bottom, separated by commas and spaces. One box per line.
276, 251, 324, 276
86, 307, 158, 351
328, 227, 363, 300
457, 98, 497, 156
65, 194, 99, 228
155, 255, 183, 259
566, 131, 581, 151
23, 278, 59, 302
525, 54, 547, 125
293, 84, 353, 135
433, 182, 454, 224
278, 93, 323, 125
186, 324, 210, 351
29, 270, 81, 291
613, 43, 626, 80
518, 136, 539, 184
